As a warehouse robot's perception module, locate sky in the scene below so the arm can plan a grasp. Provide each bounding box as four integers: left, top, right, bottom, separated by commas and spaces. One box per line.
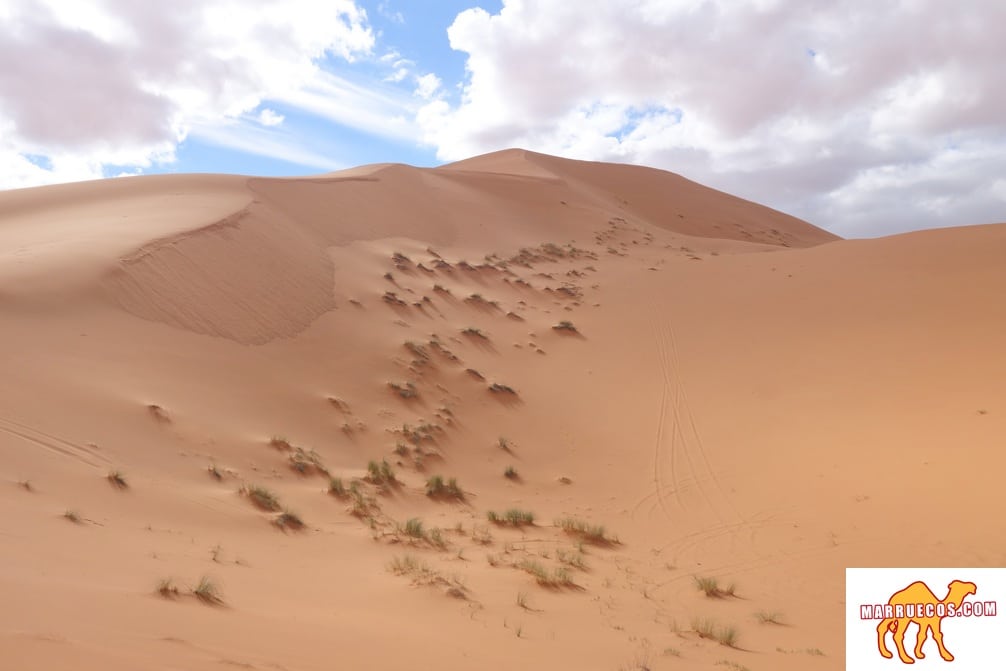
1, 0, 1004, 238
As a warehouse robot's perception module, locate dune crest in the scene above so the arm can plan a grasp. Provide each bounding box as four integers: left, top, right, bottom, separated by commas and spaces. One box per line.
2, 149, 1003, 671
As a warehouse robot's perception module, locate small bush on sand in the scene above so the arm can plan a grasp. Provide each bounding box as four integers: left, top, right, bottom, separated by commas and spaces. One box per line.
426, 475, 464, 500
366, 460, 396, 485
274, 509, 305, 531
157, 578, 180, 598
107, 470, 128, 489
555, 517, 614, 544
487, 508, 535, 526
193, 576, 223, 605
245, 485, 281, 512
694, 576, 736, 598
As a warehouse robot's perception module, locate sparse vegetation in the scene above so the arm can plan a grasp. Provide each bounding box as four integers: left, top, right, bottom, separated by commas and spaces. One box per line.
517, 559, 574, 587
244, 484, 281, 512
387, 381, 419, 399
555, 548, 587, 570
403, 517, 424, 539
755, 610, 784, 625
366, 459, 396, 485
63, 509, 82, 524
328, 477, 348, 498
516, 591, 529, 609
694, 576, 736, 598
552, 320, 578, 333
289, 447, 327, 476
106, 470, 128, 489
692, 617, 739, 647
504, 465, 518, 479
207, 464, 222, 480
489, 382, 517, 395
269, 436, 292, 450
461, 327, 488, 339
382, 291, 407, 306
193, 576, 223, 605
487, 508, 535, 526
157, 578, 180, 598
555, 516, 615, 544
497, 436, 511, 451
274, 509, 305, 531
426, 475, 464, 500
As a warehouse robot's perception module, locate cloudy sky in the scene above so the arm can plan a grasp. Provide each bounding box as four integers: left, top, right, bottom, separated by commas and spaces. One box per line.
1, 0, 1003, 237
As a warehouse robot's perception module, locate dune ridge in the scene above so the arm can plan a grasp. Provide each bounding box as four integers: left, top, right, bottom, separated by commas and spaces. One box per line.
1, 149, 1003, 671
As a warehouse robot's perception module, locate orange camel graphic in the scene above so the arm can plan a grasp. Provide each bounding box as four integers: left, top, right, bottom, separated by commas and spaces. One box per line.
877, 580, 977, 664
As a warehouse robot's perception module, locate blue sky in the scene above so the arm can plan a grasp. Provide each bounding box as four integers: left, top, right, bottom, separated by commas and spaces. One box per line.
175, 1, 502, 177
0, 0, 1003, 237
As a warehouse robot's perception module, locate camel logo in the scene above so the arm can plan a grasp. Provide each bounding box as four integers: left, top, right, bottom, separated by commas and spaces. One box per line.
847, 569, 1001, 670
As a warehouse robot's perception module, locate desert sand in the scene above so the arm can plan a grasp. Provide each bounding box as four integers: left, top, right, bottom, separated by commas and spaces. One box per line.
1, 149, 1003, 669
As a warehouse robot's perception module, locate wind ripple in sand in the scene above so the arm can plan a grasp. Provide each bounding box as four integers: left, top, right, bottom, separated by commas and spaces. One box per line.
102, 205, 337, 345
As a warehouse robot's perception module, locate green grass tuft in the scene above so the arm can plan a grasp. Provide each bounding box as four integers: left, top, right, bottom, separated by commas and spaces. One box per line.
245, 485, 281, 512
193, 576, 223, 605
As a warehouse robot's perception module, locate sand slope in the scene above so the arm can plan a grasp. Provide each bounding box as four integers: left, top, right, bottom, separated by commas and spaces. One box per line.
1, 150, 1003, 670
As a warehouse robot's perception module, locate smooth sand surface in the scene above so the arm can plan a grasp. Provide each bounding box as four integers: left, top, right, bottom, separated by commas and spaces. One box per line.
1, 149, 1002, 669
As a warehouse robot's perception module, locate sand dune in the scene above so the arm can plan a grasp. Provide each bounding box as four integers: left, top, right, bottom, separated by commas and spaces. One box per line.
0, 150, 1003, 670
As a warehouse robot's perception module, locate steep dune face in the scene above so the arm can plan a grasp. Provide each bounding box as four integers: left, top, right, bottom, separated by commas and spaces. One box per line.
1, 151, 1003, 671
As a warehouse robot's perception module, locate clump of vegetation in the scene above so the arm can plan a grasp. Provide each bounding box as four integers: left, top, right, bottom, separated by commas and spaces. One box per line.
193, 576, 224, 605
466, 368, 485, 380
552, 320, 579, 333
63, 509, 82, 524
18, 479, 32, 492
207, 464, 222, 480
157, 578, 180, 598
555, 517, 615, 545
328, 477, 348, 498
106, 470, 128, 489
269, 436, 292, 450
755, 611, 784, 625
404, 341, 430, 361
403, 517, 424, 539
489, 382, 517, 395
487, 508, 535, 526
382, 291, 407, 306
288, 447, 327, 476
244, 484, 281, 512
504, 465, 518, 479
517, 559, 574, 587
426, 475, 464, 500
387, 381, 419, 399
692, 617, 738, 647
399, 517, 447, 548
365, 459, 396, 486
461, 327, 488, 339
497, 436, 512, 451
556, 548, 587, 570
274, 509, 305, 531
694, 576, 737, 598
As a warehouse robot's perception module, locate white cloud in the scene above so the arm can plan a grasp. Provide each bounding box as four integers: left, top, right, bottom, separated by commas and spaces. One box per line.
0, 0, 374, 188
414, 73, 442, 100
419, 0, 1006, 236
257, 109, 285, 127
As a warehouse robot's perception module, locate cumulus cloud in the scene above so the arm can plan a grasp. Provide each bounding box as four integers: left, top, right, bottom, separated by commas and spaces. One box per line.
0, 0, 373, 188
414, 73, 442, 100
419, 0, 1006, 236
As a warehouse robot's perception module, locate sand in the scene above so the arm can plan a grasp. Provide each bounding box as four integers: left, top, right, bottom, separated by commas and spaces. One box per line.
0, 149, 1002, 669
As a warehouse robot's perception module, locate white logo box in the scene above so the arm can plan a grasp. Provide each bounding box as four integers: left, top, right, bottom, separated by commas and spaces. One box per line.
847, 568, 1003, 670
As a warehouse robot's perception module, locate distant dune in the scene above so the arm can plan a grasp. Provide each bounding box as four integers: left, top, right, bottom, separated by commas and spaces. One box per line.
0, 149, 1002, 670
